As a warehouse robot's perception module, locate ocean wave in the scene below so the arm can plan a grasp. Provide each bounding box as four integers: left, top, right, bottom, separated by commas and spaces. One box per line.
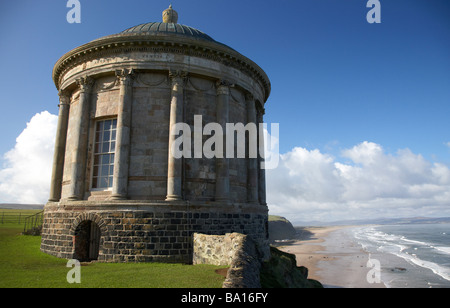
435, 246, 450, 255
400, 237, 429, 247
392, 251, 450, 282
352, 226, 450, 283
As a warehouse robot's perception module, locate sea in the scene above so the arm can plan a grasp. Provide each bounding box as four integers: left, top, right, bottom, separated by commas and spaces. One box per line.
352, 224, 450, 288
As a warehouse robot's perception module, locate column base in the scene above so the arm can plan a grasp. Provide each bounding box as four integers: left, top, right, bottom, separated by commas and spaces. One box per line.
215, 197, 230, 204
165, 195, 183, 201
110, 194, 128, 200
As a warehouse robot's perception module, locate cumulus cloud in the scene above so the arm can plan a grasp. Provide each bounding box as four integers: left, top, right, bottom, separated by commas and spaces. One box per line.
0, 111, 58, 204
267, 141, 450, 223
2, 112, 449, 223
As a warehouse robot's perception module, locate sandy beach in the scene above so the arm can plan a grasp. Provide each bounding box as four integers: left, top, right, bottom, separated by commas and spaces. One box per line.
277, 226, 386, 288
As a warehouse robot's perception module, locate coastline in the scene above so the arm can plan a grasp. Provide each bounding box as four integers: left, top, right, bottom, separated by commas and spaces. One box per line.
277, 226, 386, 288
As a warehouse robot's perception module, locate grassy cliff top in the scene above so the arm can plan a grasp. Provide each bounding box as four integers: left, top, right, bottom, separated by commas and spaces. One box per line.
268, 215, 291, 223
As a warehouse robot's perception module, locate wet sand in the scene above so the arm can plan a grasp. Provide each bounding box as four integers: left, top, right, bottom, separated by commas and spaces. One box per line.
277, 226, 386, 288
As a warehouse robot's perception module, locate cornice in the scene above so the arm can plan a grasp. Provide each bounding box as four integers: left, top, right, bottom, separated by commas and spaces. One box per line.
52, 34, 271, 102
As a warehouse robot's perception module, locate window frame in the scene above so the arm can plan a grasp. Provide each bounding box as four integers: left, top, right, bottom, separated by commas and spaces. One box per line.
90, 118, 117, 191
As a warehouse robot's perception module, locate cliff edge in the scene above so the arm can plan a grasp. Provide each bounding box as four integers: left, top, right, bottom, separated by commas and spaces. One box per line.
268, 215, 297, 243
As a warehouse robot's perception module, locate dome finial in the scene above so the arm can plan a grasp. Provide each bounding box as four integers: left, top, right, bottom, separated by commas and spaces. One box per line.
162, 4, 178, 23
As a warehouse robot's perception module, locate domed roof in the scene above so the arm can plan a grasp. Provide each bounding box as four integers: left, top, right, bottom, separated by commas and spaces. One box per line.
120, 22, 216, 43
95, 5, 231, 49
53, 5, 271, 101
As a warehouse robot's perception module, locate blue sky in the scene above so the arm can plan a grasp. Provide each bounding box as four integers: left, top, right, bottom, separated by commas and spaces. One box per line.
0, 0, 449, 222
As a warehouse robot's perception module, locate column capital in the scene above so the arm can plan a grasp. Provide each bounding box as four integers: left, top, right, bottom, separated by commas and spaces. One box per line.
58, 89, 71, 106
169, 70, 188, 87
257, 105, 266, 117
76, 76, 94, 93
115, 68, 135, 86
216, 79, 234, 95
245, 92, 255, 102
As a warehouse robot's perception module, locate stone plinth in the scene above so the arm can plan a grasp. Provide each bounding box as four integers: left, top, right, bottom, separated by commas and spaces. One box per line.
41, 201, 269, 263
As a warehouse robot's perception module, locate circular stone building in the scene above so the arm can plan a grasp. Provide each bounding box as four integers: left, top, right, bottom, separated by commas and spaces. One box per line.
41, 6, 271, 263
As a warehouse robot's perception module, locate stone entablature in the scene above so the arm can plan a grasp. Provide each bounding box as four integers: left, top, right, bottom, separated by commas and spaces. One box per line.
53, 37, 270, 105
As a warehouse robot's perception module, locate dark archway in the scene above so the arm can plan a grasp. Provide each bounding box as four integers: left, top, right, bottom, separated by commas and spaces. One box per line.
74, 220, 101, 261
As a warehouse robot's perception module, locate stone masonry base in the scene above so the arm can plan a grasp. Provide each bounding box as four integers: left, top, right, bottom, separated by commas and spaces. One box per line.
40, 200, 269, 263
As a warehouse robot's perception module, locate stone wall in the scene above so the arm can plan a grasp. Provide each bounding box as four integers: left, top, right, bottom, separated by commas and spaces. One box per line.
40, 202, 269, 263
193, 233, 243, 266
193, 232, 263, 288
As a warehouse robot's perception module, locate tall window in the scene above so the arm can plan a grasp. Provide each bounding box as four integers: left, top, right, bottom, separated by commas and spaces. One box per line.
92, 119, 117, 189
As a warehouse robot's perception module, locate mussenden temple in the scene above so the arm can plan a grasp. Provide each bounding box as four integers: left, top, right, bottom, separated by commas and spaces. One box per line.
40, 6, 271, 263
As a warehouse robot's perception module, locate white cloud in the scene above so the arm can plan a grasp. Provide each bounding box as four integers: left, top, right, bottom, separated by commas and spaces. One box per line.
267, 141, 450, 223
2, 113, 449, 223
0, 111, 58, 204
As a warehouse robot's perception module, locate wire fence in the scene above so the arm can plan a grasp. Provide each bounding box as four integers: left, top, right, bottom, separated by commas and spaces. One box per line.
0, 211, 30, 224
0, 210, 44, 235
23, 211, 44, 235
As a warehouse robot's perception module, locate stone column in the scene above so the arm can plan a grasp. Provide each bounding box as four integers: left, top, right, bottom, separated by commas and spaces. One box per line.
215, 80, 233, 202
246, 94, 259, 203
68, 76, 94, 201
257, 107, 267, 205
48, 90, 71, 202
166, 71, 187, 201
111, 69, 134, 200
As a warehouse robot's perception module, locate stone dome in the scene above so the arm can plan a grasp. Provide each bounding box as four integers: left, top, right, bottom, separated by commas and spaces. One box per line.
119, 22, 217, 43
52, 6, 270, 101
103, 5, 220, 45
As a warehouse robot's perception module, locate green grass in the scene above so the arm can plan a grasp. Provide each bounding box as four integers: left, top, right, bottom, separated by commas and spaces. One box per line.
0, 223, 226, 288
268, 215, 290, 222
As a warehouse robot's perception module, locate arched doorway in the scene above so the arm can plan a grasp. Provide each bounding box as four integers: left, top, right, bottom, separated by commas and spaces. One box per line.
74, 220, 101, 261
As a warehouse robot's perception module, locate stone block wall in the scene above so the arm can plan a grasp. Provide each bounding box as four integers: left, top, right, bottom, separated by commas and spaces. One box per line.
40, 202, 269, 264
192, 232, 264, 288
192, 233, 243, 266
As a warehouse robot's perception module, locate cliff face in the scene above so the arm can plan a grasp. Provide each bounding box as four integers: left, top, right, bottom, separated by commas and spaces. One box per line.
260, 246, 323, 288
192, 215, 324, 288
268, 216, 297, 243
265, 216, 323, 288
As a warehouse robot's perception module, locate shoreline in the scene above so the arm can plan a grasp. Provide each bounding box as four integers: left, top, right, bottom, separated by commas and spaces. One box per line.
276, 225, 386, 288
